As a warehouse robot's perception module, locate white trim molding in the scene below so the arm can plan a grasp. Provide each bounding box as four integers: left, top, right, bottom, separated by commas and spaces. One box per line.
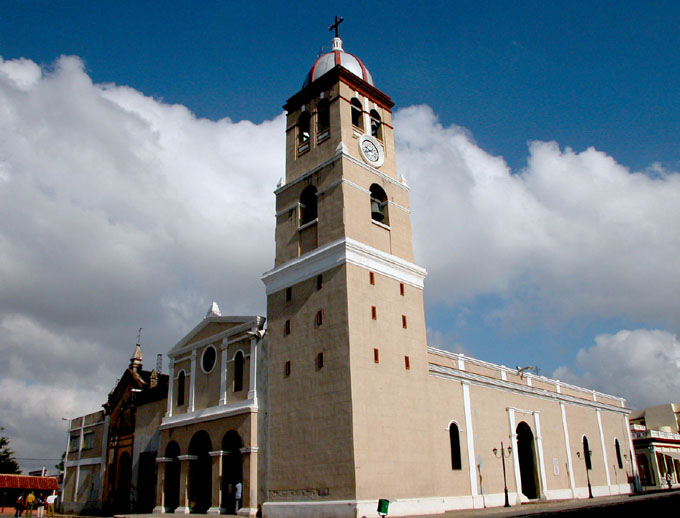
261, 237, 426, 295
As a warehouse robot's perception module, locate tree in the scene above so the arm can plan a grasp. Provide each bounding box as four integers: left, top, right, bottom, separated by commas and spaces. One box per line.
0, 427, 21, 474
55, 451, 65, 473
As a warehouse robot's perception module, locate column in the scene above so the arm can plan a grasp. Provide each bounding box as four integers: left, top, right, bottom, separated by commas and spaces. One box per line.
176, 455, 197, 513
247, 336, 258, 402
207, 451, 225, 514
240, 447, 259, 517
189, 350, 197, 412
166, 361, 175, 417
461, 382, 478, 500
624, 416, 641, 492
153, 458, 171, 513
508, 408, 522, 505
533, 412, 548, 498
560, 403, 576, 497
596, 409, 612, 492
220, 340, 228, 405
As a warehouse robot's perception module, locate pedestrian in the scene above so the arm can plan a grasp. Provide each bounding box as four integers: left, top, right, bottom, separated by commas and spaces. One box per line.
234, 481, 242, 512
14, 493, 24, 518
36, 494, 44, 518
45, 493, 56, 518
666, 471, 672, 489
25, 492, 35, 518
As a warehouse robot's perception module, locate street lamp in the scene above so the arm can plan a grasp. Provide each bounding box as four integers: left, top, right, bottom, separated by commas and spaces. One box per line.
576, 450, 594, 498
493, 442, 512, 507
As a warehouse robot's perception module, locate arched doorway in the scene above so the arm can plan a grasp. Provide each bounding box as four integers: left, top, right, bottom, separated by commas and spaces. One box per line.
114, 452, 132, 513
221, 431, 243, 514
516, 421, 540, 500
164, 441, 180, 511
188, 431, 212, 513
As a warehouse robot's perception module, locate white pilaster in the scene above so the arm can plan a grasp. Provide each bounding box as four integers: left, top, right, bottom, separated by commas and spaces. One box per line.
625, 415, 641, 491
167, 360, 175, 417
220, 340, 228, 405
596, 409, 612, 490
508, 408, 522, 504
248, 337, 258, 401
533, 412, 548, 498
560, 402, 576, 497
190, 349, 197, 412
461, 382, 478, 497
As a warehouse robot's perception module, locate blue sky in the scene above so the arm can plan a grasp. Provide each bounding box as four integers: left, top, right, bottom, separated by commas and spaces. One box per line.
3, 1, 678, 172
1, 1, 679, 472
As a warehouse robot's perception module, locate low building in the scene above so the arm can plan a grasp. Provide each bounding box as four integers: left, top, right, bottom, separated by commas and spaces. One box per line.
630, 403, 680, 489
62, 344, 168, 514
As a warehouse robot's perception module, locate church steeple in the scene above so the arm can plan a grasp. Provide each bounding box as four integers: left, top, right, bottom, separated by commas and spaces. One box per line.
263, 23, 427, 510
129, 342, 143, 372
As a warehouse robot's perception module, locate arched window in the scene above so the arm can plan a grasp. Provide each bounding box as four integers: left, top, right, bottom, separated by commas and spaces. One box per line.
233, 351, 244, 392
351, 98, 363, 130
615, 439, 623, 469
317, 99, 330, 140
177, 370, 185, 407
449, 422, 462, 470
583, 436, 592, 470
370, 109, 382, 140
299, 185, 318, 226
298, 111, 310, 152
369, 184, 389, 225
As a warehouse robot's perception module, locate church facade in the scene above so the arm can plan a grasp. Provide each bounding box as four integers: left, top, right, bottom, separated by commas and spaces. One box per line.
149, 31, 638, 518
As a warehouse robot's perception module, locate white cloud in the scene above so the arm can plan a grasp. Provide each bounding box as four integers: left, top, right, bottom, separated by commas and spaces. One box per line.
0, 57, 678, 471
397, 105, 680, 331
552, 329, 680, 409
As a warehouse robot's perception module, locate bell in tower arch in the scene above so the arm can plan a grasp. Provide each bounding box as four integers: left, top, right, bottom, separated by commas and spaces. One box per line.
371, 199, 384, 222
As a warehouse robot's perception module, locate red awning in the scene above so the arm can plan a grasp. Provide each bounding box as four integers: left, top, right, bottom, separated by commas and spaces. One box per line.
0, 475, 59, 491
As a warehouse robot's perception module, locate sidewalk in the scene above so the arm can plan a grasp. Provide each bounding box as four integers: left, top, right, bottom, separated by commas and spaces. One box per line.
3, 491, 679, 518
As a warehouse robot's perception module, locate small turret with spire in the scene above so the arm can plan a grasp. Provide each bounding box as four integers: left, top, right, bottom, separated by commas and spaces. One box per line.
129, 342, 143, 372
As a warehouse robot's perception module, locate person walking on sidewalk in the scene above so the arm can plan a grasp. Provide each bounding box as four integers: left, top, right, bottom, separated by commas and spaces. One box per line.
45, 493, 56, 518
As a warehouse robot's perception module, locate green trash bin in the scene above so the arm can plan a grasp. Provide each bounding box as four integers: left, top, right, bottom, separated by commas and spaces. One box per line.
377, 498, 390, 516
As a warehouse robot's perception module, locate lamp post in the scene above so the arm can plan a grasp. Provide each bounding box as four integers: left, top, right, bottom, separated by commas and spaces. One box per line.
493, 442, 512, 507
576, 450, 594, 498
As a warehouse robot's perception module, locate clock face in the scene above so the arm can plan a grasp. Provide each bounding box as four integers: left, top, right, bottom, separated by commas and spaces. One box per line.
362, 140, 379, 162
358, 134, 384, 167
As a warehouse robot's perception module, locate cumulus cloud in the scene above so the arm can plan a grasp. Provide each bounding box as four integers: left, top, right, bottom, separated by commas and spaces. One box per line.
0, 57, 678, 471
396, 105, 680, 331
552, 329, 680, 409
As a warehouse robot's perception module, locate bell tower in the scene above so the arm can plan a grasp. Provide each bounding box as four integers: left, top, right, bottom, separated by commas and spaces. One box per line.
262, 24, 428, 516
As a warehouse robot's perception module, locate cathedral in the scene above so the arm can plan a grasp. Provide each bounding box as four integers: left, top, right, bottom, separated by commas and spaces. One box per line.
63, 25, 638, 518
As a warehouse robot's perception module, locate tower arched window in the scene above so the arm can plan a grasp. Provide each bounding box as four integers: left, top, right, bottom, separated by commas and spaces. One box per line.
449, 422, 462, 470
177, 370, 185, 407
299, 185, 318, 226
317, 99, 330, 141
233, 351, 244, 392
370, 109, 382, 140
351, 98, 364, 130
369, 184, 389, 225
298, 111, 310, 152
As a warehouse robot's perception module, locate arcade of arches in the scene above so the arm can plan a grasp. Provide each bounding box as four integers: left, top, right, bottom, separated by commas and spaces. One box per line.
158, 429, 246, 514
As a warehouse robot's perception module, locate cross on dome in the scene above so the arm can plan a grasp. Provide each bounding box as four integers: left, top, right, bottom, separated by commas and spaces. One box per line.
328, 16, 344, 38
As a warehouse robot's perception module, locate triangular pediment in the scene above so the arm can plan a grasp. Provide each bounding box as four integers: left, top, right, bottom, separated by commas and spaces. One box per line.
167, 315, 263, 358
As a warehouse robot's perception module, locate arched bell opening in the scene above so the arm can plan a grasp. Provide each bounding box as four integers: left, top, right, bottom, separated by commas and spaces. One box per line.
317, 99, 330, 140
369, 184, 389, 226
516, 421, 540, 500
221, 431, 243, 515
164, 441, 180, 512
299, 185, 318, 226
370, 109, 382, 140
351, 97, 364, 130
188, 431, 212, 513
